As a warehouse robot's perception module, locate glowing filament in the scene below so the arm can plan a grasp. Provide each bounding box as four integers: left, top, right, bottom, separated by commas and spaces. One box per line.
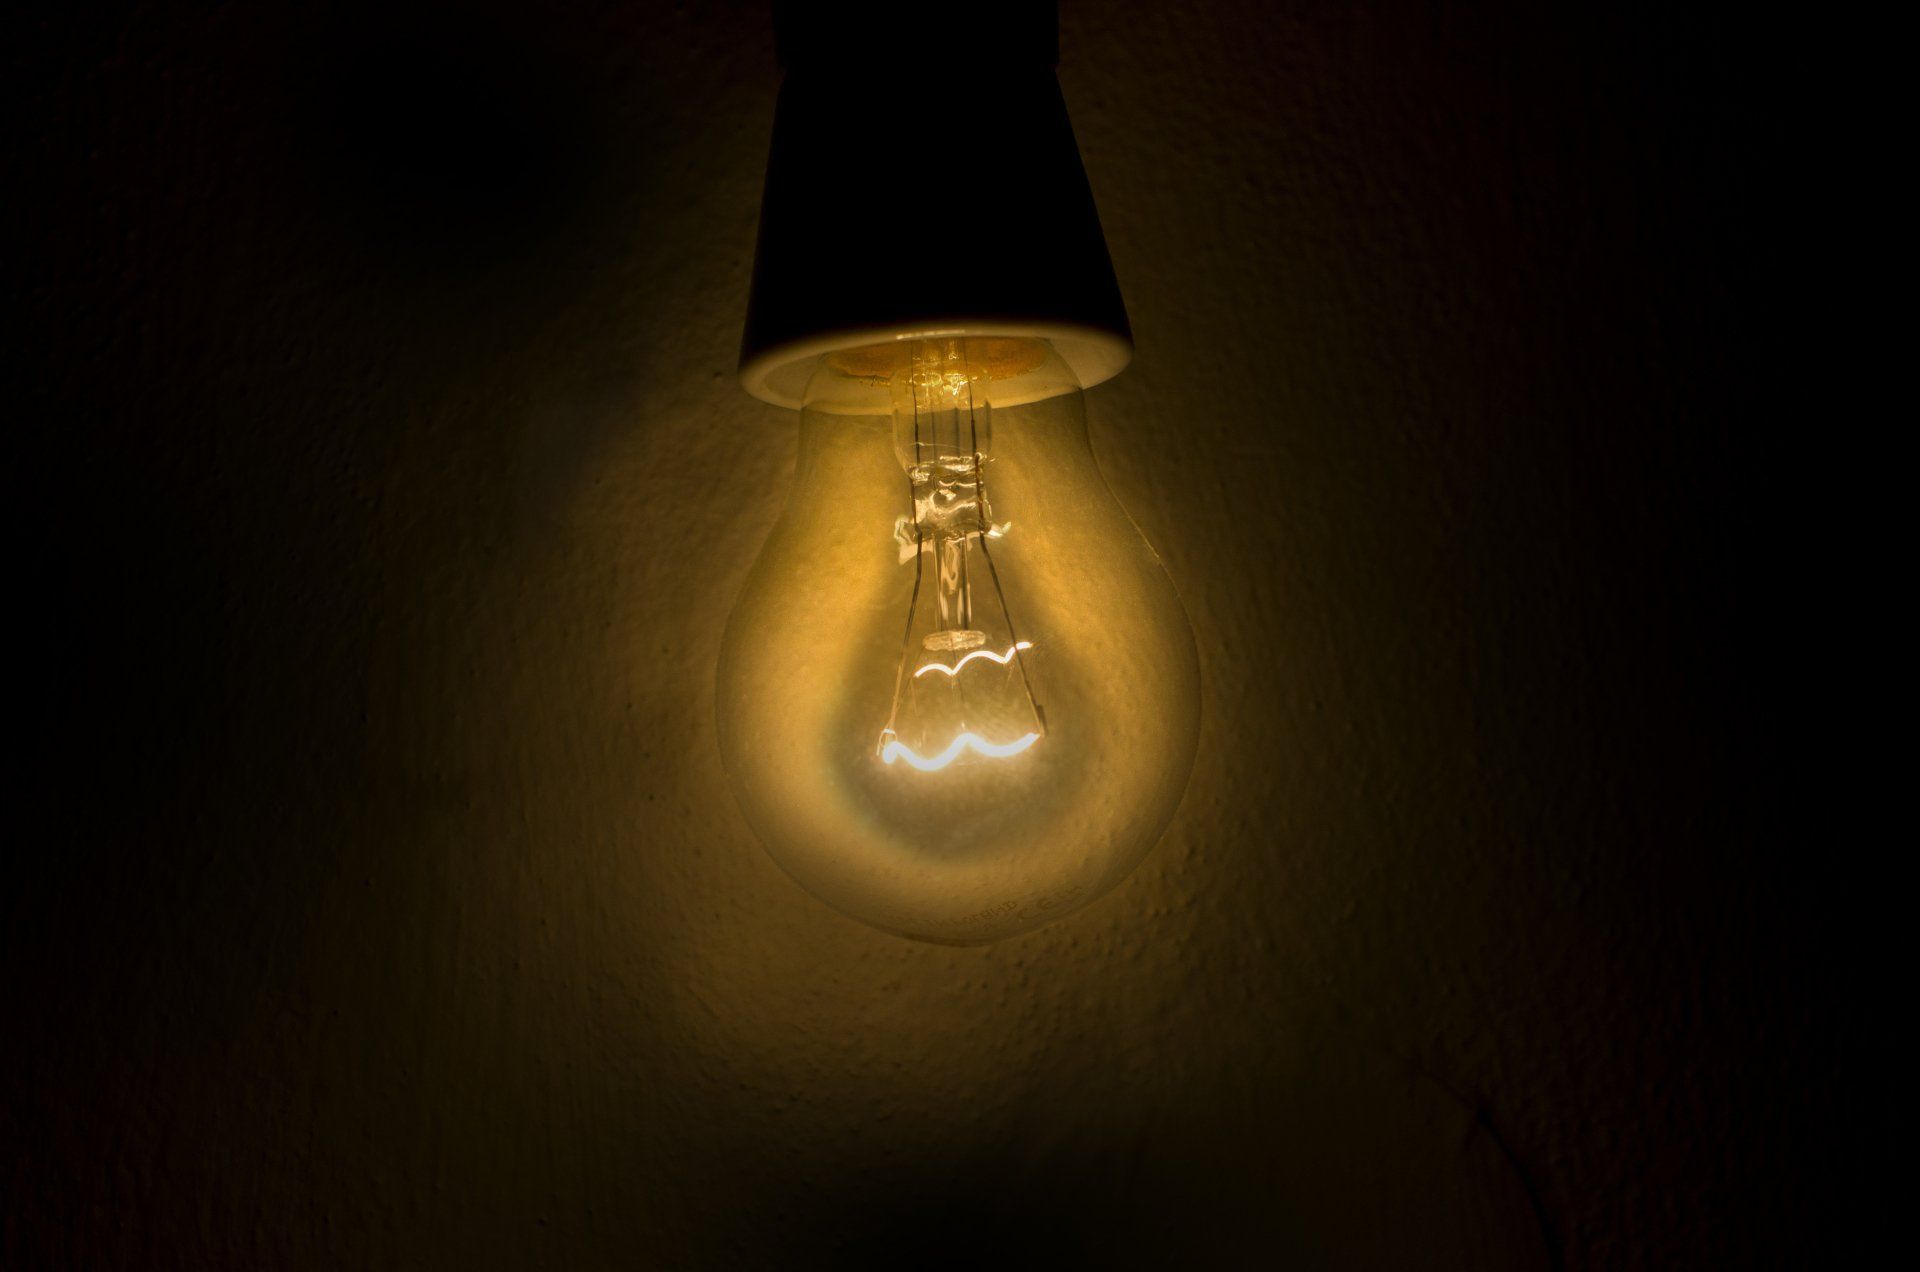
912, 641, 1034, 679
880, 730, 1041, 772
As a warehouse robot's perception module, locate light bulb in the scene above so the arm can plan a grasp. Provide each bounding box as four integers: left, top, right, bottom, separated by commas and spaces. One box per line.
718, 336, 1199, 943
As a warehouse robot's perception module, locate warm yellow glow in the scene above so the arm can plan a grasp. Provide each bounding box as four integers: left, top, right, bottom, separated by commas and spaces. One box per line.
911, 641, 1034, 679
718, 337, 1200, 943
879, 730, 1042, 772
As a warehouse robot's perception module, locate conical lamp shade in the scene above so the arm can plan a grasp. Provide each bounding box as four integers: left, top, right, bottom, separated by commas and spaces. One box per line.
739, 0, 1132, 406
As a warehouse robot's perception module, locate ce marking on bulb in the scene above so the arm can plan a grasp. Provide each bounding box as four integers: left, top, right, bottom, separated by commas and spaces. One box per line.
953, 883, 1086, 937
1015, 883, 1084, 923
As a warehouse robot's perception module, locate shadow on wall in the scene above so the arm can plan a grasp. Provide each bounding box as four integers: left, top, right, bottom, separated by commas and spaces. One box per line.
289, 3, 614, 282
699, 1025, 1553, 1269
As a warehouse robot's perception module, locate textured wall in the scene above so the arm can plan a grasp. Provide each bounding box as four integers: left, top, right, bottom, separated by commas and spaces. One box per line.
13, 1, 1826, 1267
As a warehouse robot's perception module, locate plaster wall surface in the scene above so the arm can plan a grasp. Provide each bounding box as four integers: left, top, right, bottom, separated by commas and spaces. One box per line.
12, 1, 1830, 1267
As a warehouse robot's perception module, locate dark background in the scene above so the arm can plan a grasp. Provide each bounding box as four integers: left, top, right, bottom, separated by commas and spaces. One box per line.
9, 1, 1849, 1267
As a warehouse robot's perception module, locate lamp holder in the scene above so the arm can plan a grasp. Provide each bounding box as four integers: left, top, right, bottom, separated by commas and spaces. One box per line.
738, 0, 1132, 407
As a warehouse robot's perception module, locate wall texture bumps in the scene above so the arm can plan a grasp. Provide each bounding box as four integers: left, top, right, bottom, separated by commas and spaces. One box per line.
12, 1, 1828, 1267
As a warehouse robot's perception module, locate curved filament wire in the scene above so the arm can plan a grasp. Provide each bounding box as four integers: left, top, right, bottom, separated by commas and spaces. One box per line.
912, 642, 1034, 678
880, 730, 1042, 772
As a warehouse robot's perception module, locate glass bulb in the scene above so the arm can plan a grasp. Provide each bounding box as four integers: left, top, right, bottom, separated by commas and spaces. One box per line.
718, 336, 1199, 943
